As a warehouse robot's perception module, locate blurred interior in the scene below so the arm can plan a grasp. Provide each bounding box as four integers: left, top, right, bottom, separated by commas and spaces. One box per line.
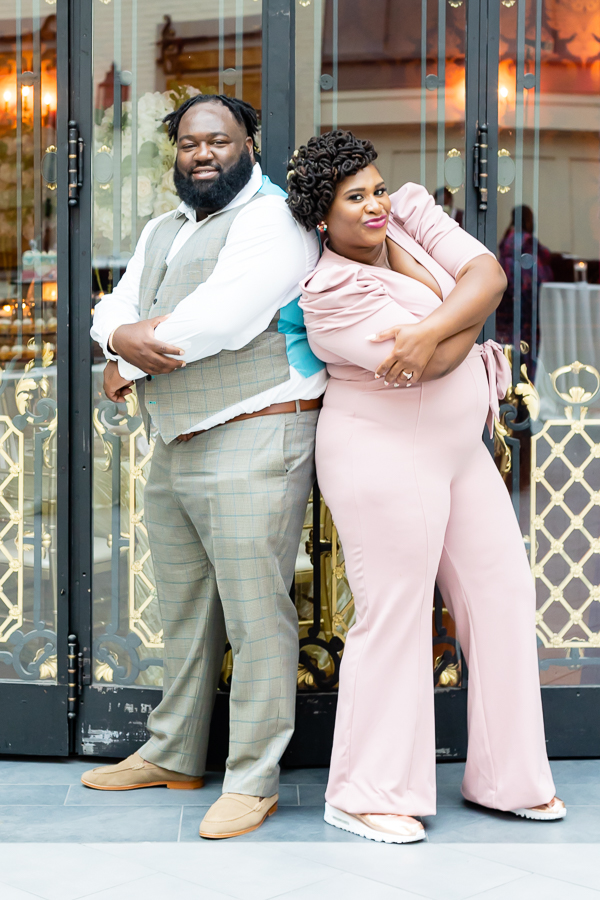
1, 0, 599, 692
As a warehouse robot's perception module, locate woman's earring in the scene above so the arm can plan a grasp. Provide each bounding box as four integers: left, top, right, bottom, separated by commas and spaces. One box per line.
318, 221, 328, 233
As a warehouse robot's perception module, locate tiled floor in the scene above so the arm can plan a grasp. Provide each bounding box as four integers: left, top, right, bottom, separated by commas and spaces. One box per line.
0, 757, 599, 898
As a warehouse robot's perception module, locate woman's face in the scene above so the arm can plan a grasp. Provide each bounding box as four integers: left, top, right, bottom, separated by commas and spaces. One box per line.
323, 164, 391, 256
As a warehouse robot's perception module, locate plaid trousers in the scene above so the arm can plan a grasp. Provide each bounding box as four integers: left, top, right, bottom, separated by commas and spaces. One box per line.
140, 410, 317, 797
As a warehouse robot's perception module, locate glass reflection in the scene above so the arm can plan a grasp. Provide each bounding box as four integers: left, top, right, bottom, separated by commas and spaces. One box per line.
0, 1, 58, 684
295, 0, 467, 689
90, 0, 264, 688
494, 0, 600, 685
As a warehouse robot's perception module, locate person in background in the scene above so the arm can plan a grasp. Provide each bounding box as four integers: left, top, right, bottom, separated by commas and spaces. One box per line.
497, 205, 553, 349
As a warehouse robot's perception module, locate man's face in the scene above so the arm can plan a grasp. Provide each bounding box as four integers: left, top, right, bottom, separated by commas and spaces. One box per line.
173, 101, 255, 214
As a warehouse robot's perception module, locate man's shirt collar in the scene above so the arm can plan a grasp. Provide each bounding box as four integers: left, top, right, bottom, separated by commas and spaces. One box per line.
175, 163, 264, 224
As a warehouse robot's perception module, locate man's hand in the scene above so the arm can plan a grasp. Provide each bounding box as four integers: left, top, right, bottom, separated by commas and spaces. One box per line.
112, 316, 186, 375
104, 360, 134, 402
369, 321, 440, 386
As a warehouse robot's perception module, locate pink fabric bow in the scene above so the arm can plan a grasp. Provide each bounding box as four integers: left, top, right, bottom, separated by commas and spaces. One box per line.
477, 340, 512, 438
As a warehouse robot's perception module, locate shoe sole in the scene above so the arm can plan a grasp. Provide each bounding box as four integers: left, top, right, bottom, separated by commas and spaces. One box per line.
324, 802, 426, 844
511, 806, 567, 821
81, 777, 204, 791
199, 801, 278, 839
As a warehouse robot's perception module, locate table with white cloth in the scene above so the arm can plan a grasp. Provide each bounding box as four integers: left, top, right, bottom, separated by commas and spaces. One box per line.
535, 282, 600, 421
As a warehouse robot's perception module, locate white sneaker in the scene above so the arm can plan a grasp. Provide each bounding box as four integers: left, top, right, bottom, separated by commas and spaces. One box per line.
324, 802, 426, 844
511, 797, 566, 821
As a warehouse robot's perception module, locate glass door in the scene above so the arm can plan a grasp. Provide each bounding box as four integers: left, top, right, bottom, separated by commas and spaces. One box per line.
79, 0, 271, 757
493, 0, 600, 754
295, 0, 473, 753
0, 0, 68, 755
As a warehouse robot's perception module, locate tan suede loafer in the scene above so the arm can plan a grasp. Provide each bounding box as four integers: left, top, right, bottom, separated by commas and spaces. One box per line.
81, 751, 204, 791
199, 792, 278, 839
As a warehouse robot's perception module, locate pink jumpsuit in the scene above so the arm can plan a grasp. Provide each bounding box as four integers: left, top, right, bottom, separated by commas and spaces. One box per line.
299, 183, 555, 816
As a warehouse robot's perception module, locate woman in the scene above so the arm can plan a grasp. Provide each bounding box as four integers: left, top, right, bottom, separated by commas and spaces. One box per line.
287, 131, 565, 844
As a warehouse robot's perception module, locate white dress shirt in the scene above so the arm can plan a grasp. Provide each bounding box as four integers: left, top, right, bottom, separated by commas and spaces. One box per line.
91, 164, 327, 433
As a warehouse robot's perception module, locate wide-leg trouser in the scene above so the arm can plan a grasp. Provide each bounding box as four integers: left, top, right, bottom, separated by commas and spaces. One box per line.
140, 411, 317, 798
319, 356, 555, 816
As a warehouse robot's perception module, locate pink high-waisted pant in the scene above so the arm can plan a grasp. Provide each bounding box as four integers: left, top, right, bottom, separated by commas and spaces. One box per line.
318, 352, 555, 816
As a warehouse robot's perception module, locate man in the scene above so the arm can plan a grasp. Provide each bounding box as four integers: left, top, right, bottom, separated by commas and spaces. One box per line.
84, 95, 325, 839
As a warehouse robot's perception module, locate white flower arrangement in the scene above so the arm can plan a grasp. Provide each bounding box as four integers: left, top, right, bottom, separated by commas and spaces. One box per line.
93, 85, 200, 247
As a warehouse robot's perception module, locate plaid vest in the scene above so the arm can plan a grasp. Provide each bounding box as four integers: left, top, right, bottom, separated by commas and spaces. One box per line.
137, 192, 290, 442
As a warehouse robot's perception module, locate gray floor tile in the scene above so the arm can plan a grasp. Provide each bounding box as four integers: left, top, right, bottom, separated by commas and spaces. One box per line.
421, 804, 487, 837
65, 782, 216, 807
272, 871, 428, 899
0, 786, 69, 805
549, 759, 600, 784
468, 873, 600, 899
76, 872, 233, 900
279, 768, 330, 784
553, 783, 600, 806
0, 806, 182, 842
433, 804, 600, 843
0, 844, 155, 900
278, 784, 299, 806
285, 843, 526, 900
453, 843, 600, 893
0, 759, 107, 785
298, 783, 326, 806
436, 784, 469, 808
435, 762, 466, 785
89, 842, 339, 900
180, 805, 365, 842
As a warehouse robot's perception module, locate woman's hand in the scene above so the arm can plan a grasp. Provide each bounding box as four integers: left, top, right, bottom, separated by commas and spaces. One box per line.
369, 321, 440, 385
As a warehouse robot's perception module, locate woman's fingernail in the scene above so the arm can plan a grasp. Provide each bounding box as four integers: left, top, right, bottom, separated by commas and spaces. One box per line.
180, 362, 186, 368
384, 380, 389, 386
366, 334, 376, 341
374, 374, 381, 379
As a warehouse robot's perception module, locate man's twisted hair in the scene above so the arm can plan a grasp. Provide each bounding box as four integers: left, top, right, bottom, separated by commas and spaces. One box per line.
286, 130, 377, 231
163, 94, 260, 155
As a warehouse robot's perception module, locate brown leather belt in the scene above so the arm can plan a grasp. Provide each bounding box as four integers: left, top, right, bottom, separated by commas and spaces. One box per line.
176, 397, 323, 442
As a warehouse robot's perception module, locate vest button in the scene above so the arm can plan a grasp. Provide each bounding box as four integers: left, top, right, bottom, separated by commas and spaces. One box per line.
152, 297, 158, 304
146, 375, 152, 381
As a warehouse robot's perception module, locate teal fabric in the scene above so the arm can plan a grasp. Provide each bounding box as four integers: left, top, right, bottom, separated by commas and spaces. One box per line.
278, 297, 326, 377
260, 174, 287, 197
260, 175, 326, 378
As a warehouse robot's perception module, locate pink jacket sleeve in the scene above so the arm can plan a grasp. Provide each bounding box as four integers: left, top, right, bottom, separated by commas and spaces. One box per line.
299, 262, 418, 372
389, 182, 494, 280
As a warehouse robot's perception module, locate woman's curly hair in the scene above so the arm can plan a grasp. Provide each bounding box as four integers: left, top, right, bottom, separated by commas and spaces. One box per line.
286, 130, 377, 231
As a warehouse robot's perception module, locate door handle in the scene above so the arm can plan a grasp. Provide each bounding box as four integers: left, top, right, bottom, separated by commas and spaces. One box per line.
473, 124, 488, 211
68, 120, 84, 206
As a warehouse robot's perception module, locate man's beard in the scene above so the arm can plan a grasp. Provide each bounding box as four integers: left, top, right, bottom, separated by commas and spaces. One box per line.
173, 149, 254, 213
